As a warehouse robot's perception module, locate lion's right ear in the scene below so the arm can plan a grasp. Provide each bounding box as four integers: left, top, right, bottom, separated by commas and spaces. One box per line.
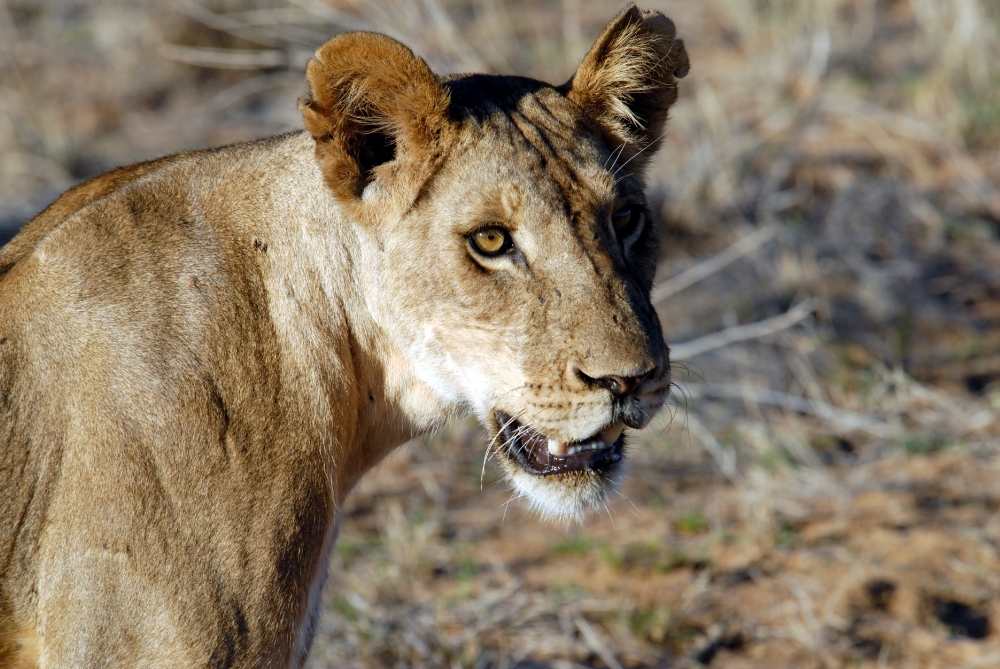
563, 6, 689, 178
300, 33, 455, 206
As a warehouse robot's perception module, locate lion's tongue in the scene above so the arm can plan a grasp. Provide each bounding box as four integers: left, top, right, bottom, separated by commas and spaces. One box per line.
546, 422, 625, 456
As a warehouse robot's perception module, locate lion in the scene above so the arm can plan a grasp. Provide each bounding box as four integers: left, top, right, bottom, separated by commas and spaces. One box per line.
0, 5, 688, 667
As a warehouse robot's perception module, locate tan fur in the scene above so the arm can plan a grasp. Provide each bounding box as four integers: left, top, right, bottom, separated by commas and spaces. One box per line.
0, 6, 687, 667
0, 618, 38, 669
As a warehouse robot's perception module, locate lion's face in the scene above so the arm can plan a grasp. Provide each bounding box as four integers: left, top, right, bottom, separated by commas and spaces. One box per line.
301, 6, 688, 520
368, 83, 669, 519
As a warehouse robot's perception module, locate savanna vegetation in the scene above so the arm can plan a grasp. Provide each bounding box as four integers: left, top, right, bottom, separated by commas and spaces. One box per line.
2, 1, 1000, 666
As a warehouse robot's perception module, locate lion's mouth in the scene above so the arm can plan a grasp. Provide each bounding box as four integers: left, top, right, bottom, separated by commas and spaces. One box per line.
494, 412, 624, 476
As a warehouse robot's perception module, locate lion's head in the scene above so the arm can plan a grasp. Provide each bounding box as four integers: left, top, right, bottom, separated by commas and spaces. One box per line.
300, 5, 689, 521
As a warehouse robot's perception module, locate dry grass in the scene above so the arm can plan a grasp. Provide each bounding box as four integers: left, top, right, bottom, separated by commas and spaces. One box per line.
3, 0, 1000, 667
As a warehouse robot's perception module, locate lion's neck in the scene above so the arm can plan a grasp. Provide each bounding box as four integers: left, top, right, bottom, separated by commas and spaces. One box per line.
254, 132, 455, 501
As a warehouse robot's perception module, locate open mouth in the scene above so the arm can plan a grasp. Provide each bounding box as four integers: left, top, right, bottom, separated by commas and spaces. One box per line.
494, 412, 625, 476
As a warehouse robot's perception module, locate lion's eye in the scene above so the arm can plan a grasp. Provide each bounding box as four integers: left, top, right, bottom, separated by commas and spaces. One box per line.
469, 227, 512, 257
611, 205, 645, 241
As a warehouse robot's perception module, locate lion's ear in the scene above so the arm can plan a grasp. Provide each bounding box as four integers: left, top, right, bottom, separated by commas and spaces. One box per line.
563, 5, 689, 177
300, 32, 455, 204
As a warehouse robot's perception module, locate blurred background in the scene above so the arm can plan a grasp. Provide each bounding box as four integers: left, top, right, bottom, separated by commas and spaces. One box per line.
3, 0, 1000, 666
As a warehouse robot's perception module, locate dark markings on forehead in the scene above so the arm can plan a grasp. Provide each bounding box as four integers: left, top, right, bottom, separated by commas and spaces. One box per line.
444, 74, 614, 231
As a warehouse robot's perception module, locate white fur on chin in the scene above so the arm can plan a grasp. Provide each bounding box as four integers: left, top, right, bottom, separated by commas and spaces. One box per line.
501, 457, 624, 525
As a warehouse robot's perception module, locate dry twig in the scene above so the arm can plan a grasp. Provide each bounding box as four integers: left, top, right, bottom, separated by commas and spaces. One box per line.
652, 225, 779, 304
670, 299, 814, 361
574, 616, 624, 669
689, 383, 898, 439
159, 43, 291, 69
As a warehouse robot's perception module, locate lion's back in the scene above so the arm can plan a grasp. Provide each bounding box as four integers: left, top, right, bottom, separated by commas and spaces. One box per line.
0, 154, 194, 280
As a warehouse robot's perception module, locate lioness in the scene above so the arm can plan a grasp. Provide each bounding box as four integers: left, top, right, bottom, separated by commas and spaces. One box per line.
0, 5, 687, 667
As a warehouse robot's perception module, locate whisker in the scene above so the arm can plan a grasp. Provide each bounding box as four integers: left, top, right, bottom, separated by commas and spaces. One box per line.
614, 489, 642, 519
669, 360, 706, 386
481, 410, 524, 489
500, 488, 520, 526
605, 140, 628, 172
613, 130, 668, 179
601, 498, 617, 530
488, 421, 534, 469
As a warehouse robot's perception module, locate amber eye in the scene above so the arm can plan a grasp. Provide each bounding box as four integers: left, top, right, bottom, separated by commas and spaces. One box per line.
611, 205, 645, 241
469, 227, 512, 257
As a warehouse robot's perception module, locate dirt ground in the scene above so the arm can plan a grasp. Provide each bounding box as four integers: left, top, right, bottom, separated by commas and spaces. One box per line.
3, 1, 1000, 667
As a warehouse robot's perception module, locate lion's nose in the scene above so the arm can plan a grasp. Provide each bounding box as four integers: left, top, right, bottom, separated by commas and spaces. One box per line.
579, 369, 654, 397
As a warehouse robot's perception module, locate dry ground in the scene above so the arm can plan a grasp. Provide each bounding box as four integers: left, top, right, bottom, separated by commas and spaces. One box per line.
3, 1, 1000, 667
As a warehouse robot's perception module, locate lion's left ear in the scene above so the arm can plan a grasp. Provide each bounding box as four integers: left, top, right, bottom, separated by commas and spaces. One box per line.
562, 5, 689, 177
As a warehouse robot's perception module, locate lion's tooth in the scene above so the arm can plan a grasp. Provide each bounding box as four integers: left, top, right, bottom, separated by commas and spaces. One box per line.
548, 438, 567, 456
600, 422, 625, 445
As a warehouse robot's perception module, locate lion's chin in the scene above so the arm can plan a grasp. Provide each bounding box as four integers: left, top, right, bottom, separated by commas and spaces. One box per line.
499, 456, 623, 524
492, 411, 625, 524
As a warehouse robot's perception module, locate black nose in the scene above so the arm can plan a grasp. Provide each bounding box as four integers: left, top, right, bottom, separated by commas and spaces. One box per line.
580, 370, 654, 397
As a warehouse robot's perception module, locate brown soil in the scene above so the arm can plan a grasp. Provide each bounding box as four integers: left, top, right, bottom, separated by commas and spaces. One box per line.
306, 422, 1000, 668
